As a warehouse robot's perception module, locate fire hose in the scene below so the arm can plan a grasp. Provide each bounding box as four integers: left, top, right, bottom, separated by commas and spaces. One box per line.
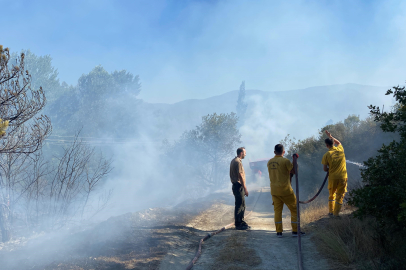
292, 154, 304, 270
186, 155, 329, 270
299, 171, 329, 204
185, 188, 263, 270
293, 154, 329, 270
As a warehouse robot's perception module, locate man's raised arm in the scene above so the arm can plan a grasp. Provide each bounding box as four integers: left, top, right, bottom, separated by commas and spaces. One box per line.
325, 130, 341, 146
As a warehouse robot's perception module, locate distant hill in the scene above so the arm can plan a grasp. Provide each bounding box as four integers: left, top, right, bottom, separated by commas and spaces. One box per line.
138, 83, 393, 158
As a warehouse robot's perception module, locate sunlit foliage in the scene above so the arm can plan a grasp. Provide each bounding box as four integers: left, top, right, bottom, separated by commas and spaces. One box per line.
349, 85, 406, 229
164, 112, 241, 188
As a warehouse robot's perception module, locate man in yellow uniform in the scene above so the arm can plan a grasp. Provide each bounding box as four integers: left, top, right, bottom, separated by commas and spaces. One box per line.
267, 144, 304, 238
321, 130, 348, 217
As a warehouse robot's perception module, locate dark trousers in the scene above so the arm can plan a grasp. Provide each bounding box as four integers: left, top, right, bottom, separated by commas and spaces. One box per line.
232, 182, 246, 226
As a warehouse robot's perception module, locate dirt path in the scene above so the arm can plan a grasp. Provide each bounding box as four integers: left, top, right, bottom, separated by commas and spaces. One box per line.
159, 188, 330, 270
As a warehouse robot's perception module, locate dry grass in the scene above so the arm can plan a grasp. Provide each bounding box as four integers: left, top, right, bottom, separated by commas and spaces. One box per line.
301, 202, 329, 228
301, 203, 381, 269
214, 233, 262, 270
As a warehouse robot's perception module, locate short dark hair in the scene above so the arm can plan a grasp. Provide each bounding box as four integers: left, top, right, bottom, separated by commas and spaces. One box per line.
325, 138, 333, 147
274, 144, 284, 155
237, 147, 245, 156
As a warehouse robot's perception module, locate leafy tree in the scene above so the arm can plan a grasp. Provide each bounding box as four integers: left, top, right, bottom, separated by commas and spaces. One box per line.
46, 84, 79, 131
344, 114, 360, 132
77, 65, 140, 99
348, 85, 406, 230
166, 112, 241, 188
10, 50, 66, 104
52, 65, 141, 137
236, 81, 247, 125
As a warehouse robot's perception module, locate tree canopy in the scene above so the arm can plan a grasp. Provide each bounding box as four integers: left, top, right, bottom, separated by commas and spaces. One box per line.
165, 112, 241, 187
78, 65, 141, 99
50, 65, 141, 137
349, 85, 406, 230
10, 50, 66, 104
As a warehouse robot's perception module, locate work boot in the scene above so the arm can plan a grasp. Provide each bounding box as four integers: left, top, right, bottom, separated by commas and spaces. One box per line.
334, 203, 343, 216
292, 231, 306, 237
241, 221, 249, 226
277, 232, 283, 238
236, 225, 249, 230
241, 222, 251, 229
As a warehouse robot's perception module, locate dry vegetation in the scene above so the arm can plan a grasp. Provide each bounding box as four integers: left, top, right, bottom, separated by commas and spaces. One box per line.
213, 232, 262, 270
301, 203, 383, 270
0, 207, 203, 270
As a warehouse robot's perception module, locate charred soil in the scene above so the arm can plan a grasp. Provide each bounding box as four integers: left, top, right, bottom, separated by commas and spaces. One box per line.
1, 188, 331, 270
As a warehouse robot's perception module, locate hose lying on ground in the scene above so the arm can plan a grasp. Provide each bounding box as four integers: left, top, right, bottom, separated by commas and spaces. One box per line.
185, 188, 263, 270
299, 172, 329, 204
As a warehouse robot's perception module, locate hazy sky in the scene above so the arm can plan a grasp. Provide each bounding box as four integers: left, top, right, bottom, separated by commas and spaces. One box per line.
2, 0, 406, 103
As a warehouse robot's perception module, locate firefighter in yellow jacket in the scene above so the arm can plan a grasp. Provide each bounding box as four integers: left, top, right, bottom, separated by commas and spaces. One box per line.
267, 144, 304, 238
322, 130, 348, 217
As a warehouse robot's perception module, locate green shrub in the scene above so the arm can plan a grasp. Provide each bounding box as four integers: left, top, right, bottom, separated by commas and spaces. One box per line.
281, 114, 395, 195
348, 85, 406, 231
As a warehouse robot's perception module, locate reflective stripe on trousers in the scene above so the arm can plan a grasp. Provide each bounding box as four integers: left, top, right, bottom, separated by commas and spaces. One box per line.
328, 178, 347, 215
272, 193, 298, 233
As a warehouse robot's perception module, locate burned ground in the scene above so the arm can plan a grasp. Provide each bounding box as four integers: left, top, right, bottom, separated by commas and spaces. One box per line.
0, 189, 330, 270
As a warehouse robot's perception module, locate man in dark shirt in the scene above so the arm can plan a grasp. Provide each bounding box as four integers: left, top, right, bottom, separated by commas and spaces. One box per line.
230, 147, 250, 230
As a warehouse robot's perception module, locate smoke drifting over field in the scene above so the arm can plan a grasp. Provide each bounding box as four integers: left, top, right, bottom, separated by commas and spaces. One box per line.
95, 83, 396, 219
239, 84, 395, 161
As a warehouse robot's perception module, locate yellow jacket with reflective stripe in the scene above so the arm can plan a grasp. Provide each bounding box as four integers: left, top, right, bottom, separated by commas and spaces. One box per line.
267, 155, 294, 196
321, 144, 348, 180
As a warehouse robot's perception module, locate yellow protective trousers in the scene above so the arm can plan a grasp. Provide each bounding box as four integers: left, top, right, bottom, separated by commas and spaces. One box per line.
328, 178, 347, 216
272, 194, 298, 233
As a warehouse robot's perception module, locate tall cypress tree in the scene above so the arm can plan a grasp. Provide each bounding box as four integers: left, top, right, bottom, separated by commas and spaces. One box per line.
236, 81, 248, 125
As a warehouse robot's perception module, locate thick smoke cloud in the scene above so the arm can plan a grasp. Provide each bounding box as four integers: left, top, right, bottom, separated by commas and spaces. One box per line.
239, 84, 395, 162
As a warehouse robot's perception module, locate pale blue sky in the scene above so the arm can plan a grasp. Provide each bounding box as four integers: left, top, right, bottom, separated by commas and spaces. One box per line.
2, 0, 406, 103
